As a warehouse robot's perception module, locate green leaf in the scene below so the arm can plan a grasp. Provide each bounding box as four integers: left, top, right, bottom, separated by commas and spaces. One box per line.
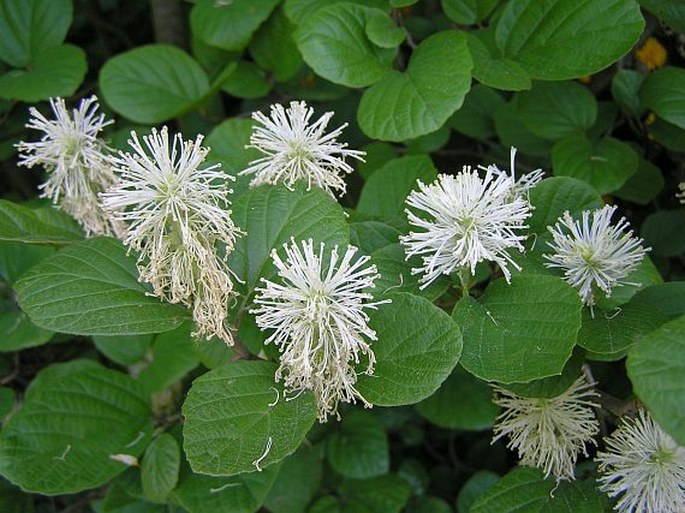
349, 220, 402, 255
356, 292, 462, 406
639, 0, 685, 32
100, 45, 210, 124
14, 237, 188, 336
191, 0, 280, 52
100, 468, 165, 513
611, 69, 645, 117
327, 411, 389, 479
171, 463, 279, 513
578, 294, 669, 361
517, 81, 597, 140
0, 360, 152, 495
141, 434, 180, 503
0, 44, 87, 102
501, 349, 585, 398
442, 0, 498, 24
641, 210, 685, 257
365, 9, 405, 48
182, 360, 317, 476
228, 185, 349, 301
615, 157, 664, 205
0, 241, 55, 284
495, 0, 644, 80
358, 142, 397, 180
92, 334, 154, 366
0, 0, 72, 68
339, 474, 412, 513
370, 243, 450, 302
413, 496, 453, 513
528, 177, 603, 234
357, 155, 437, 220
0, 311, 53, 352
552, 134, 638, 194
453, 275, 582, 383
205, 117, 258, 197
221, 60, 271, 99
466, 32, 532, 92
493, 100, 552, 157
415, 365, 498, 430
627, 314, 685, 445
250, 8, 303, 82
451, 84, 506, 140
456, 471, 500, 513
629, 282, 685, 317
640, 66, 685, 130
294, 4, 396, 88
263, 446, 322, 513
137, 324, 200, 395
284, 0, 388, 24
405, 125, 451, 154
0, 200, 83, 245
471, 467, 603, 513
358, 30, 473, 141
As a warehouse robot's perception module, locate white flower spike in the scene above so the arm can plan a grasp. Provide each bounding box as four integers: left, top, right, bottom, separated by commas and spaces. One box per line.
101, 127, 241, 344
492, 375, 600, 482
401, 153, 540, 289
241, 101, 365, 197
251, 239, 388, 422
596, 410, 685, 513
16, 96, 121, 236
677, 182, 685, 204
543, 205, 649, 310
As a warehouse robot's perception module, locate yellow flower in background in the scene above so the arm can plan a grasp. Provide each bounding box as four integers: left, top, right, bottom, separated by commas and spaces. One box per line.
636, 37, 667, 71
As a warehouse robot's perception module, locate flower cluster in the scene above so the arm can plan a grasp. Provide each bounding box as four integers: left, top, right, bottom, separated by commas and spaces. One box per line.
544, 205, 649, 309
241, 101, 365, 197
17, 96, 122, 237
596, 410, 685, 513
401, 148, 542, 288
101, 127, 241, 344
251, 239, 387, 421
491, 374, 600, 481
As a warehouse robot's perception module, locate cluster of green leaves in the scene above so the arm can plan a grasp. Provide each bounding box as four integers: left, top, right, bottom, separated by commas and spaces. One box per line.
1, 0, 684, 512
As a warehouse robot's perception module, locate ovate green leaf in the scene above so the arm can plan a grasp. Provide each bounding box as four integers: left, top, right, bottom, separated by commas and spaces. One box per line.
0, 44, 87, 102
356, 292, 462, 405
0, 0, 72, 68
141, 434, 180, 503
356, 155, 437, 220
552, 134, 638, 194
0, 360, 152, 495
294, 3, 396, 88
640, 66, 685, 130
627, 314, 685, 445
471, 467, 602, 513
495, 0, 644, 80
15, 237, 188, 335
182, 360, 317, 475
517, 81, 597, 140
0, 200, 83, 245
416, 365, 498, 430
191, 0, 279, 51
453, 275, 582, 383
327, 411, 389, 479
358, 31, 473, 141
100, 45, 210, 124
